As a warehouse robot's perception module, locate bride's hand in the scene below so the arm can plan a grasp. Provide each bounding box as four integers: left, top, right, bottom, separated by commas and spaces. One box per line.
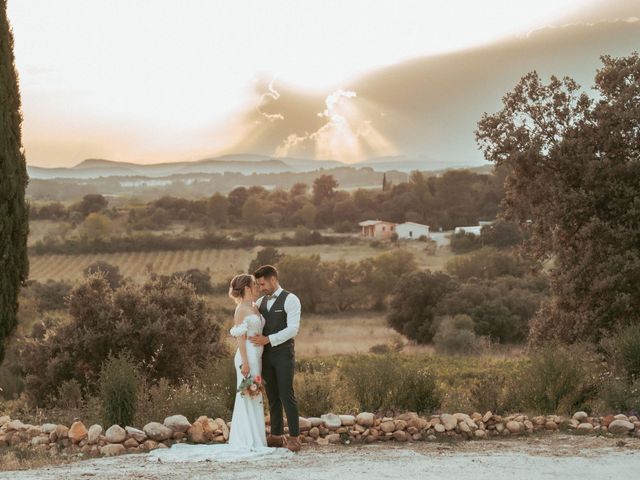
241, 363, 250, 377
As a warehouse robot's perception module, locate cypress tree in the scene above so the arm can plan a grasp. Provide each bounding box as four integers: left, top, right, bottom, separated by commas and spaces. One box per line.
0, 0, 29, 363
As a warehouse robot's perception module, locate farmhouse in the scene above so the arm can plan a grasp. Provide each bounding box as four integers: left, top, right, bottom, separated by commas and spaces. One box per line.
396, 222, 430, 239
359, 220, 396, 239
454, 220, 494, 236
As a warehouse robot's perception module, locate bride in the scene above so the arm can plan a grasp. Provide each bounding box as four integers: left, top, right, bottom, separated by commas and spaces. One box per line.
148, 274, 292, 463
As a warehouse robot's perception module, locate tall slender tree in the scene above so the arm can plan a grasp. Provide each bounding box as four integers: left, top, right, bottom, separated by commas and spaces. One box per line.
0, 0, 29, 363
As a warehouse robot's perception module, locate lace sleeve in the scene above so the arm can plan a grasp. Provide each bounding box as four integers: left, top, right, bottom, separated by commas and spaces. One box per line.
230, 322, 248, 337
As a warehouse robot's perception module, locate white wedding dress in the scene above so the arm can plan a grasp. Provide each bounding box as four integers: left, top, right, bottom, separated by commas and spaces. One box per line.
148, 313, 293, 463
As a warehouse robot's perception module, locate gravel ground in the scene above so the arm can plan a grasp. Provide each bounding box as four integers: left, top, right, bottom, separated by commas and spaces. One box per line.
2, 434, 639, 480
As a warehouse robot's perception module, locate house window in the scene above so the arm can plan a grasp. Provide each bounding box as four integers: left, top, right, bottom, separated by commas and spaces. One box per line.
409, 231, 413, 237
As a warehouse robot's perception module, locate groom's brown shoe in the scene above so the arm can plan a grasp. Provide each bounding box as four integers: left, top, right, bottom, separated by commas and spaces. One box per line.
284, 435, 301, 452
267, 434, 284, 448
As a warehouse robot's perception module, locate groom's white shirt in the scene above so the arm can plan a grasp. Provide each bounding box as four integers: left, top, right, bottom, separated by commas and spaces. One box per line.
259, 286, 301, 347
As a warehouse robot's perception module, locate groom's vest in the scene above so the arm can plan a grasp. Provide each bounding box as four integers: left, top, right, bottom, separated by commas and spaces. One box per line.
259, 290, 293, 352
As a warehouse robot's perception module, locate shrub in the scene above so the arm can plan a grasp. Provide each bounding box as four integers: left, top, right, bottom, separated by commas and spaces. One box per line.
510, 343, 602, 414
21, 273, 228, 405
84, 260, 123, 289
24, 280, 72, 312
294, 371, 336, 417
396, 367, 441, 414
603, 325, 640, 381
450, 231, 481, 253
597, 376, 640, 414
171, 268, 213, 294
99, 353, 139, 427
248, 247, 284, 273
55, 379, 84, 411
433, 315, 479, 355
445, 247, 527, 281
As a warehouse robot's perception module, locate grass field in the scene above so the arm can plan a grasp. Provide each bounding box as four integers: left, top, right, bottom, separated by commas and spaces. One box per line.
28, 242, 454, 283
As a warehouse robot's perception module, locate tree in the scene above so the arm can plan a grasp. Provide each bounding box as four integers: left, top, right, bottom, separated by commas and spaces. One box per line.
241, 196, 265, 226
72, 194, 108, 218
278, 255, 329, 313
312, 174, 338, 204
387, 270, 458, 343
249, 247, 284, 273
208, 193, 229, 226
476, 53, 640, 344
81, 212, 113, 240
0, 1, 29, 364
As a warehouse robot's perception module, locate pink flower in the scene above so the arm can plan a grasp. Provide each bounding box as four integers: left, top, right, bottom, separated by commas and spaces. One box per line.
254, 375, 262, 384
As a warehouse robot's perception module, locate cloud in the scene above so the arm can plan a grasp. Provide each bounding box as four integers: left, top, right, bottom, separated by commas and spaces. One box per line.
257, 77, 285, 122
274, 88, 396, 162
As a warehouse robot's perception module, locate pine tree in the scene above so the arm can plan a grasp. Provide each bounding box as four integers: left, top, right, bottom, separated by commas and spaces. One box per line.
0, 0, 29, 363
382, 173, 387, 191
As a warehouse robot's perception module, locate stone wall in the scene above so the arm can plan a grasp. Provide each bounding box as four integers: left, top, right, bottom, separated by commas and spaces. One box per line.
0, 411, 638, 457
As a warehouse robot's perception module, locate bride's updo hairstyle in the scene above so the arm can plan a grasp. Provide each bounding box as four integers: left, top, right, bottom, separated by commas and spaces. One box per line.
229, 274, 255, 303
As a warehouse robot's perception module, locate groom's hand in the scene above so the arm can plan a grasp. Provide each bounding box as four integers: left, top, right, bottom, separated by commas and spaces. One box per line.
249, 334, 270, 346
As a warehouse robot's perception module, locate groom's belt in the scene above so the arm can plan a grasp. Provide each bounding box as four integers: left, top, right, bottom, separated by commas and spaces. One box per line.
265, 338, 294, 352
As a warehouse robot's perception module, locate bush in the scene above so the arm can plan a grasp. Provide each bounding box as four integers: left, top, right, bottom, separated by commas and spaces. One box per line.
294, 371, 336, 417
480, 219, 524, 248
445, 247, 527, 281
24, 280, 72, 312
21, 273, 228, 405
99, 353, 139, 427
433, 315, 479, 355
171, 268, 213, 294
248, 247, 284, 273
339, 354, 440, 413
55, 379, 84, 411
510, 343, 602, 414
597, 376, 640, 414
603, 325, 640, 381
450, 231, 481, 253
84, 261, 123, 289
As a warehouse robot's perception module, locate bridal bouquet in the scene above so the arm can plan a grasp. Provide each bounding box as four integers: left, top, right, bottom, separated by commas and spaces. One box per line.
237, 372, 265, 398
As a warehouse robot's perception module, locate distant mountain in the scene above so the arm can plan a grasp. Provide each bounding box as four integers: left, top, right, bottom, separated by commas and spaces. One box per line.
27, 153, 488, 180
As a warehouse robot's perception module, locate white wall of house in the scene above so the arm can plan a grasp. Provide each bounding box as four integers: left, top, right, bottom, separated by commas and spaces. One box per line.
396, 222, 430, 239
454, 226, 482, 236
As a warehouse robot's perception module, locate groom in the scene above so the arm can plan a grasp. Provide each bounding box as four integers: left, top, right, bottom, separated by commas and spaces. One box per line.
249, 265, 302, 452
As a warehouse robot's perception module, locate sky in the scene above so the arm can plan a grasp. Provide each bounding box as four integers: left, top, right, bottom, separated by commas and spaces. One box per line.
6, 0, 632, 167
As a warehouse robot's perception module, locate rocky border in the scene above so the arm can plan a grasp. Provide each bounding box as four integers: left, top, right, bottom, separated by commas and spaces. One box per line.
0, 411, 638, 458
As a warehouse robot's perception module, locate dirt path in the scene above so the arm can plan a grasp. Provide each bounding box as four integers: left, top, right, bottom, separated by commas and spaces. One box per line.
3, 435, 639, 480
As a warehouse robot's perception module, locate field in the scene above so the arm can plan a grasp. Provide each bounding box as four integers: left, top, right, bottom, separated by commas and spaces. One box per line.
28, 241, 454, 283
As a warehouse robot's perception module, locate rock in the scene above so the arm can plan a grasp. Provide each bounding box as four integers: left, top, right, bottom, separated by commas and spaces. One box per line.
87, 425, 103, 444
380, 421, 396, 433
459, 422, 471, 434
356, 412, 375, 427
68, 421, 88, 443
601, 415, 616, 427
125, 426, 147, 443
0, 416, 10, 427
506, 421, 523, 434
299, 417, 312, 431
440, 414, 457, 431
614, 414, 629, 422
544, 421, 559, 431
308, 417, 323, 427
393, 431, 408, 442
394, 419, 408, 431
566, 419, 580, 429
408, 417, 428, 430
41, 423, 57, 434
188, 422, 207, 443
105, 425, 126, 443
434, 424, 446, 433
340, 415, 356, 426
317, 437, 329, 445
164, 415, 191, 433
6, 420, 27, 431
143, 422, 173, 442
321, 414, 342, 429
576, 423, 594, 434
573, 411, 588, 422
101, 444, 126, 456
142, 439, 159, 451
326, 433, 341, 444
474, 429, 486, 439
608, 420, 635, 435
54, 424, 69, 439
524, 420, 534, 430
482, 411, 493, 423
309, 427, 320, 438
123, 438, 139, 448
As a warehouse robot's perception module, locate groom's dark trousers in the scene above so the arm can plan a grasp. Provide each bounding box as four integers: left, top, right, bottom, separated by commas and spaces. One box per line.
259, 291, 300, 437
